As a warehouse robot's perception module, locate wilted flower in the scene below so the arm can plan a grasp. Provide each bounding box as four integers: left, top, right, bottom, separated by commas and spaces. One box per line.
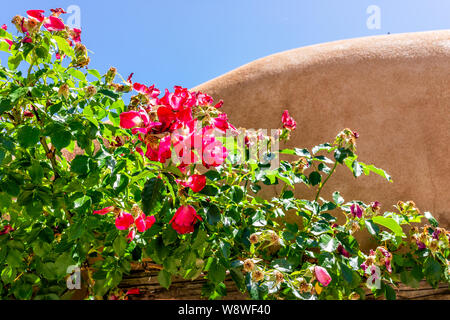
351, 221, 360, 233
249, 233, 259, 244
252, 270, 265, 282
350, 203, 363, 218
269, 231, 280, 244
416, 239, 426, 250
243, 259, 255, 272
360, 251, 376, 272
274, 271, 284, 284
429, 239, 439, 252
334, 128, 357, 152
370, 201, 381, 212
298, 278, 312, 293
69, 28, 81, 43
84, 85, 97, 99
349, 292, 360, 300
105, 67, 117, 84
74, 43, 87, 56
11, 15, 23, 32
57, 83, 70, 99
73, 43, 90, 67
24, 18, 40, 34
50, 8, 67, 17
375, 246, 392, 273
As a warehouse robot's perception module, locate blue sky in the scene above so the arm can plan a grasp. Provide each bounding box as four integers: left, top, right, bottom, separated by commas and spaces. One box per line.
1, 0, 449, 91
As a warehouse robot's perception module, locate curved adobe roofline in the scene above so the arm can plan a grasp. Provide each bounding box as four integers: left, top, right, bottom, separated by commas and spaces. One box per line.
193, 30, 450, 92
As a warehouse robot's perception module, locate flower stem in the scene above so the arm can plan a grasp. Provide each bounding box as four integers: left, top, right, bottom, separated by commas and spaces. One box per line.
314, 161, 338, 202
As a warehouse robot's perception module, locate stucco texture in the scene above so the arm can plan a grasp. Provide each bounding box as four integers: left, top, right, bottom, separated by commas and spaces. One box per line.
193, 30, 450, 232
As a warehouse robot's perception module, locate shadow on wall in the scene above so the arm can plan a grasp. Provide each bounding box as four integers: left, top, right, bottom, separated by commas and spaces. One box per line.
192, 30, 450, 230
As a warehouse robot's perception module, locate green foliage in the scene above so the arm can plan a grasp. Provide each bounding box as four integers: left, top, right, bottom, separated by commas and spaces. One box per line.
0, 9, 448, 302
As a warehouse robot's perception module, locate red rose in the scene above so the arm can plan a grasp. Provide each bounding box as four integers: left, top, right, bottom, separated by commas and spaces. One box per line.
179, 174, 206, 193
115, 212, 134, 230
135, 214, 156, 233
170, 205, 202, 234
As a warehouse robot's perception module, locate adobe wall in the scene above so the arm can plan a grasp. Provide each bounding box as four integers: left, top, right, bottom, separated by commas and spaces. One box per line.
193, 30, 450, 229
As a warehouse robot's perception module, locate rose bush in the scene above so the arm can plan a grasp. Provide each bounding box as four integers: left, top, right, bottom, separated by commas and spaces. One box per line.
0, 9, 449, 300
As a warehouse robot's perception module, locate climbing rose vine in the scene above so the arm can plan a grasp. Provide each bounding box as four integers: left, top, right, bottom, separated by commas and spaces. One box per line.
0, 8, 448, 301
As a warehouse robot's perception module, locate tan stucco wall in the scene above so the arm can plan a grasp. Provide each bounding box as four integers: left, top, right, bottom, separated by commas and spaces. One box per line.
193, 30, 450, 230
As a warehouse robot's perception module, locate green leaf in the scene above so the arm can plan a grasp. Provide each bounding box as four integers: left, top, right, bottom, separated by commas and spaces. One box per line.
372, 216, 406, 237
192, 229, 208, 250
351, 160, 363, 178
98, 89, 119, 100
0, 98, 12, 114
35, 46, 49, 60
158, 270, 172, 289
1, 265, 15, 284
208, 259, 226, 284
365, 219, 380, 236
424, 212, 438, 228
204, 170, 221, 181
67, 68, 86, 81
54, 252, 75, 278
50, 128, 72, 150
206, 204, 221, 225
319, 234, 338, 252
382, 285, 395, 300
270, 258, 294, 273
334, 148, 351, 163
308, 171, 321, 186
71, 155, 89, 175
28, 162, 43, 184
13, 283, 33, 300
199, 185, 219, 196
230, 186, 244, 203
9, 87, 29, 102
8, 53, 23, 70
358, 162, 392, 182
113, 236, 127, 257
87, 69, 102, 80
73, 195, 91, 214
17, 126, 40, 148
294, 148, 311, 157
162, 227, 178, 246
424, 258, 442, 287
53, 35, 74, 57
332, 191, 344, 205
141, 177, 164, 215
310, 220, 331, 235
339, 262, 354, 284
251, 211, 267, 227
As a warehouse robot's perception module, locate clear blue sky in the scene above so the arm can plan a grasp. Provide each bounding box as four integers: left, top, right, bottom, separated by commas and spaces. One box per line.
1, 1, 449, 91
